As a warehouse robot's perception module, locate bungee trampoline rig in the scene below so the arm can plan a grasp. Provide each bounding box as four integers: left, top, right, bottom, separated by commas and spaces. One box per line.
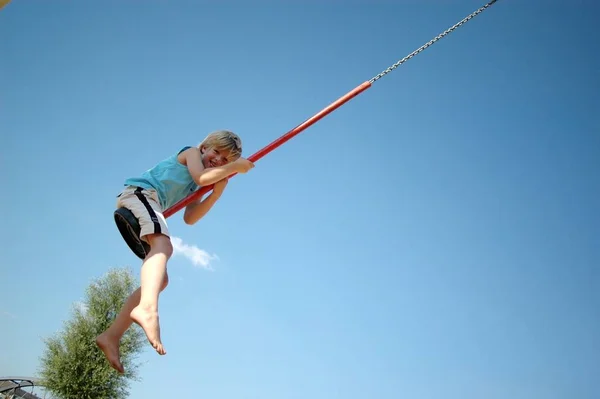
115, 0, 502, 259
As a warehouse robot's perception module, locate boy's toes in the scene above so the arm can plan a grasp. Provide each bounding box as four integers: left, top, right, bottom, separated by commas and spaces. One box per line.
154, 342, 167, 355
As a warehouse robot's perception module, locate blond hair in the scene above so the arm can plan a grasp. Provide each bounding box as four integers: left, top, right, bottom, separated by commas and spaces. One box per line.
199, 130, 242, 161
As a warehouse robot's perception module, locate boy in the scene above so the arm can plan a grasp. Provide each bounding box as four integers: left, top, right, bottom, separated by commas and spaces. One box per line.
96, 130, 254, 373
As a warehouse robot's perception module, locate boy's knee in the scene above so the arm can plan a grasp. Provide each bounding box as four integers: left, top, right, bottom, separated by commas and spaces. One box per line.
161, 273, 169, 291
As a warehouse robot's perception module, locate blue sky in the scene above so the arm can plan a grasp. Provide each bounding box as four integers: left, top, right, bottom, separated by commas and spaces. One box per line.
1, 0, 599, 398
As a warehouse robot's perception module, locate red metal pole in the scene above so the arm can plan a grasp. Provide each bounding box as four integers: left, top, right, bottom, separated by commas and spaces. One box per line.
163, 80, 372, 218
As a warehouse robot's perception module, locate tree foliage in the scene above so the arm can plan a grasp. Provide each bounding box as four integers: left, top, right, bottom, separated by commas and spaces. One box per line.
39, 268, 145, 399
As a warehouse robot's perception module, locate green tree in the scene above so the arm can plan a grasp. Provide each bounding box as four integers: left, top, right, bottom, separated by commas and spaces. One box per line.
39, 268, 145, 399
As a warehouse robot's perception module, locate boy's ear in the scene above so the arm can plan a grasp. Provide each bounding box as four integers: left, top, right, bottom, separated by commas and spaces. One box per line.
199, 145, 206, 154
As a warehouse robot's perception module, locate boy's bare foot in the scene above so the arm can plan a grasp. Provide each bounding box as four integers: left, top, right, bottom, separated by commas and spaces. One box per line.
130, 305, 166, 355
96, 333, 124, 374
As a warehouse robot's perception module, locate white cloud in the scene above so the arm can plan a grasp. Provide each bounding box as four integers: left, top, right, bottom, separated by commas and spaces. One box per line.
171, 236, 218, 270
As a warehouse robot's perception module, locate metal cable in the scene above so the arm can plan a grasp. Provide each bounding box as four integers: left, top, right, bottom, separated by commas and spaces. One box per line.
370, 0, 499, 83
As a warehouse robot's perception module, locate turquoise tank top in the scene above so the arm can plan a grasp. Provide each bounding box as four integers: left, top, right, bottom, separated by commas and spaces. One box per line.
124, 146, 198, 210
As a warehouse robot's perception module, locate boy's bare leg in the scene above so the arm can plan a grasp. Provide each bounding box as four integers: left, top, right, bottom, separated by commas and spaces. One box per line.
96, 287, 140, 373
130, 233, 172, 356
96, 245, 170, 372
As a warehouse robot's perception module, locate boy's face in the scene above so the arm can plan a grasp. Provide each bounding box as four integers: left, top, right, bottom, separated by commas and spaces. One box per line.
201, 145, 232, 169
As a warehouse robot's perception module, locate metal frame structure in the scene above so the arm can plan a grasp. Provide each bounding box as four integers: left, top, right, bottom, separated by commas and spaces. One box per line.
0, 377, 43, 399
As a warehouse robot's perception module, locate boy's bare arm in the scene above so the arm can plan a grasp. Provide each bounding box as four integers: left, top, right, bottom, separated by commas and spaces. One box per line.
183, 148, 254, 187
183, 179, 228, 225
183, 148, 236, 186
183, 193, 219, 225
